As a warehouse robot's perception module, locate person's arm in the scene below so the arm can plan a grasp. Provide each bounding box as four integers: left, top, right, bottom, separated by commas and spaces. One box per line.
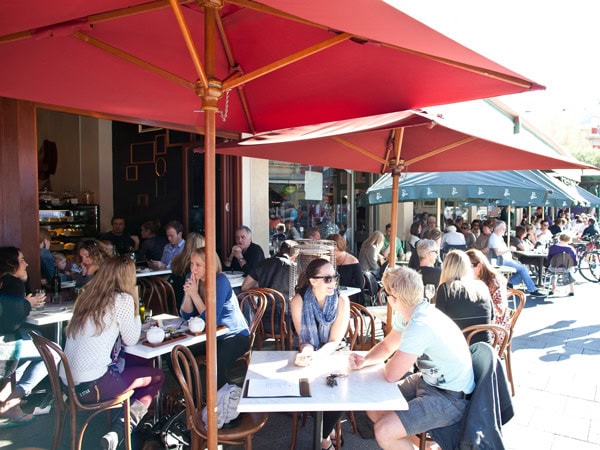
116, 292, 142, 346
290, 293, 313, 353
328, 293, 350, 343
241, 274, 259, 291
383, 349, 419, 382
349, 329, 402, 371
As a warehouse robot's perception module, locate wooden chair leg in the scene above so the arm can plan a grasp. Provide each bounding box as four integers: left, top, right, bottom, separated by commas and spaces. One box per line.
505, 347, 515, 396
290, 412, 299, 450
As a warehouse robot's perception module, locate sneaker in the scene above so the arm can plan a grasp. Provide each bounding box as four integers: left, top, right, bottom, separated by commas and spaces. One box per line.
530, 290, 546, 297
548, 290, 554, 296
568, 292, 575, 297
101, 431, 118, 450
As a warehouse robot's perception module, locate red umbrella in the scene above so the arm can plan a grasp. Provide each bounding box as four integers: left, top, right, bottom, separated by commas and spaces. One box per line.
0, 2, 544, 447
216, 109, 592, 338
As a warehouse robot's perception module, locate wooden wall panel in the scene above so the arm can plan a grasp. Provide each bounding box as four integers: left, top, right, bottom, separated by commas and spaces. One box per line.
0, 97, 40, 288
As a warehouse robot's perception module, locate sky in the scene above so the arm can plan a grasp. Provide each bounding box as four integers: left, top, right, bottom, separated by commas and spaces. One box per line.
387, 1, 600, 119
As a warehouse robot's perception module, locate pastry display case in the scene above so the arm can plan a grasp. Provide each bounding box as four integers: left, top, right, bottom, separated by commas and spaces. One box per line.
39, 204, 100, 251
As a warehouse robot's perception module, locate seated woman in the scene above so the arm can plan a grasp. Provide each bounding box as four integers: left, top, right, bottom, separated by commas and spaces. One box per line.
466, 249, 509, 327
180, 247, 249, 388
290, 258, 350, 450
0, 246, 50, 428
435, 250, 493, 344
358, 230, 386, 279
137, 220, 167, 264
75, 239, 112, 287
169, 233, 206, 310
61, 256, 164, 450
327, 233, 363, 304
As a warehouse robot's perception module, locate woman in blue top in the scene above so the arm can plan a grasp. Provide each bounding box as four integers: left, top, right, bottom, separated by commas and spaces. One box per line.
290, 258, 350, 450
180, 247, 249, 388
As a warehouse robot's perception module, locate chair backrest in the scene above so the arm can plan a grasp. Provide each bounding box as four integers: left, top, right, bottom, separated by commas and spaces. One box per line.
170, 345, 207, 438
238, 290, 268, 353
462, 324, 509, 358
506, 288, 526, 336
29, 332, 72, 417
362, 271, 380, 306
345, 307, 361, 351
153, 276, 179, 315
375, 286, 388, 306
548, 252, 576, 271
253, 287, 289, 350
349, 302, 378, 350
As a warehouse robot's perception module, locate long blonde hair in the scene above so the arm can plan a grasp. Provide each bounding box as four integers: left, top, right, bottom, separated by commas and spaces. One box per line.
363, 230, 385, 250
191, 247, 222, 301
171, 232, 206, 276
66, 256, 138, 337
439, 250, 472, 285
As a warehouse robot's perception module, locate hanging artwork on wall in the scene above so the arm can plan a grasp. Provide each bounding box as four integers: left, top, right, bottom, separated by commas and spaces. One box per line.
125, 165, 138, 181
130, 142, 155, 164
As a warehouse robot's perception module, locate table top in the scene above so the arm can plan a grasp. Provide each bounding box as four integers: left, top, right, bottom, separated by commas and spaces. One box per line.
495, 265, 517, 274
237, 350, 407, 413
513, 250, 547, 258
26, 302, 74, 326
339, 286, 362, 298
136, 268, 172, 278
124, 313, 228, 359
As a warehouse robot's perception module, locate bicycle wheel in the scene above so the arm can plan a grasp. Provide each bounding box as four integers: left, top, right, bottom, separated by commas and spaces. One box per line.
578, 250, 600, 282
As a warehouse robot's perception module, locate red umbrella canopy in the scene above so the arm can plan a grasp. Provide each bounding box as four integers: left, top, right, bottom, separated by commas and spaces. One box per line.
216, 110, 592, 172
0, 0, 543, 134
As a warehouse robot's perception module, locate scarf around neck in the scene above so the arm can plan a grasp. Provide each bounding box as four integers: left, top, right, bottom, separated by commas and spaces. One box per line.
300, 287, 339, 349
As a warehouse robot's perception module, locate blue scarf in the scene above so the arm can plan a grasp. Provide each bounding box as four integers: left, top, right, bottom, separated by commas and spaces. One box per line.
300, 287, 339, 349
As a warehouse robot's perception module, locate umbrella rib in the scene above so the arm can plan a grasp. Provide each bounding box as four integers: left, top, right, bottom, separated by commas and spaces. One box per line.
223, 32, 351, 90
330, 136, 389, 169
73, 32, 195, 90
405, 136, 477, 166
216, 14, 257, 133
169, 0, 209, 89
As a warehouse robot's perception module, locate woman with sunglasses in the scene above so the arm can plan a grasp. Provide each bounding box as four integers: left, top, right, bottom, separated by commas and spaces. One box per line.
290, 258, 350, 450
61, 256, 164, 449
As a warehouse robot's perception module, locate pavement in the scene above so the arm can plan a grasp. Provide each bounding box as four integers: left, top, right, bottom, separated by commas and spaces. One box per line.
2, 273, 599, 450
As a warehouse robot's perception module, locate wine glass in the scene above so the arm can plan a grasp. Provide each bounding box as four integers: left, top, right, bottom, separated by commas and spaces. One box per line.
424, 284, 436, 303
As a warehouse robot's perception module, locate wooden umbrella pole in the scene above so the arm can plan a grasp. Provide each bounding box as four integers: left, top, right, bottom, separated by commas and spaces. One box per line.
386, 128, 404, 335
201, 2, 222, 449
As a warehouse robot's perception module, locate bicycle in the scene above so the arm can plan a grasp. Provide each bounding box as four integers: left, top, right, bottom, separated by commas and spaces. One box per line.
577, 248, 600, 282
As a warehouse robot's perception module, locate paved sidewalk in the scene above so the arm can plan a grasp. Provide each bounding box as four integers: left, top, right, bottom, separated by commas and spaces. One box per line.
2, 275, 599, 449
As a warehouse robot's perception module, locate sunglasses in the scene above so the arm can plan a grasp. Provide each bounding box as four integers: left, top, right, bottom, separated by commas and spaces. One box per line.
312, 273, 340, 284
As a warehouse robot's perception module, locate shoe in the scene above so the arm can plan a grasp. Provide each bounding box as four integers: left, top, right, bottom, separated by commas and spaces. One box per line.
507, 282, 513, 289
530, 290, 546, 297
101, 431, 119, 450
568, 292, 575, 297
548, 290, 554, 296
0, 413, 35, 429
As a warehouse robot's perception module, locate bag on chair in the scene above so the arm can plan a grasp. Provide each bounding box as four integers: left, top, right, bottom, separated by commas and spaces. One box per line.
201, 383, 242, 429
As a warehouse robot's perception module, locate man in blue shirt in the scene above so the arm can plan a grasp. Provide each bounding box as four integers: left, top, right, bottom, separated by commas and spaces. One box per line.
149, 220, 185, 270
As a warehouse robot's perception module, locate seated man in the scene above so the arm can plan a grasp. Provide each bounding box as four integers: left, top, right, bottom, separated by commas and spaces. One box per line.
473, 219, 493, 256
535, 220, 553, 246
381, 223, 404, 262
349, 267, 474, 450
223, 225, 265, 276
415, 239, 441, 288
582, 217, 600, 239
149, 220, 185, 270
489, 221, 545, 297
97, 216, 137, 255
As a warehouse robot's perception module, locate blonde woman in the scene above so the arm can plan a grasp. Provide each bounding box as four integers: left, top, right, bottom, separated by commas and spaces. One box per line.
62, 256, 164, 449
169, 232, 206, 309
466, 249, 509, 327
180, 248, 249, 388
435, 251, 493, 343
358, 230, 386, 278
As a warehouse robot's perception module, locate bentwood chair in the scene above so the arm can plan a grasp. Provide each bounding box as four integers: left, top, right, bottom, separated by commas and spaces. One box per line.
171, 345, 268, 450
462, 324, 510, 358
30, 333, 133, 450
505, 289, 527, 396
253, 287, 290, 350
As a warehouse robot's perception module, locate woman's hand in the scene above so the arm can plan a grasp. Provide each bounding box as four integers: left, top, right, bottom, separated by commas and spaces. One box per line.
348, 352, 366, 371
183, 274, 199, 300
25, 292, 46, 309
294, 345, 314, 367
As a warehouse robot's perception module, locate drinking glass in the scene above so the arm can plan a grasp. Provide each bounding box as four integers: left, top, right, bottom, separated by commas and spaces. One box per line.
34, 289, 46, 310
424, 284, 436, 303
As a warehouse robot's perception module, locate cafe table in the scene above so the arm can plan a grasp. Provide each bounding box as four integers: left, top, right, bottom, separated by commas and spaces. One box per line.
237, 349, 408, 450
136, 268, 172, 278
513, 250, 547, 285
26, 301, 74, 346
123, 313, 228, 420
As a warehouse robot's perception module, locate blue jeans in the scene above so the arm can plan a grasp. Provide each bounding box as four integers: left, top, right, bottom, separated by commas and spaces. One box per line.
15, 329, 54, 397
498, 257, 537, 292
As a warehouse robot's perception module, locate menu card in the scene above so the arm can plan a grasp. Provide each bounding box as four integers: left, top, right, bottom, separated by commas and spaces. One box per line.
244, 378, 311, 398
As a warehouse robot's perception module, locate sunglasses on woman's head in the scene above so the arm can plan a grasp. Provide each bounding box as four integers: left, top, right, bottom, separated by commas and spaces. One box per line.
312, 273, 340, 284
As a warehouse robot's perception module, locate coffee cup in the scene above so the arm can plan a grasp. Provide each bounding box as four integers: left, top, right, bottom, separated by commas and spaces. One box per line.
188, 316, 205, 333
